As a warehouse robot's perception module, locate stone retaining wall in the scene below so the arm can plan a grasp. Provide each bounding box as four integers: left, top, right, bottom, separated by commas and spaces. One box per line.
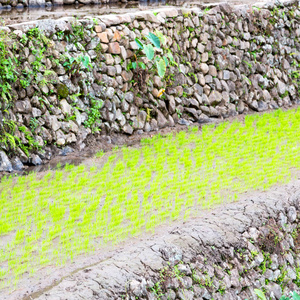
0, 0, 299, 171
0, 0, 122, 10
24, 182, 300, 300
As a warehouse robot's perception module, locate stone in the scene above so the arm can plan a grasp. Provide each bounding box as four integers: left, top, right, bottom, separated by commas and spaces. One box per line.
116, 109, 126, 126
197, 43, 205, 53
277, 80, 286, 95
112, 30, 122, 42
106, 87, 115, 99
201, 52, 209, 63
29, 154, 42, 166
230, 268, 240, 288
130, 105, 138, 116
101, 44, 109, 53
95, 24, 106, 33
104, 54, 114, 65
264, 269, 274, 281
200, 63, 209, 74
0, 151, 13, 172
108, 42, 121, 54
56, 64, 66, 75
60, 99, 72, 116
267, 282, 282, 300
67, 120, 78, 133
49, 115, 61, 131
237, 100, 245, 113
164, 290, 176, 300
122, 124, 133, 134
198, 113, 211, 123
209, 65, 217, 77
178, 118, 190, 126
153, 76, 164, 88
137, 111, 147, 129
59, 146, 74, 156
56, 138, 66, 146
152, 88, 159, 98
124, 92, 134, 103
202, 288, 212, 300
168, 115, 175, 127
287, 266, 296, 280
40, 127, 53, 143
107, 66, 116, 77
209, 106, 220, 117
282, 59, 290, 70
208, 91, 222, 105
257, 101, 268, 112
193, 84, 203, 97
39, 82, 49, 95
205, 75, 213, 84
15, 99, 32, 114
189, 98, 199, 109
144, 122, 151, 132
57, 83, 69, 98
223, 70, 230, 80
120, 46, 127, 60
177, 290, 194, 300
270, 254, 279, 270
287, 206, 297, 222
121, 71, 133, 82
11, 156, 24, 171
249, 100, 258, 111
129, 279, 144, 297
262, 90, 271, 102
243, 32, 251, 40
252, 252, 264, 267
32, 108, 42, 118
97, 32, 109, 43
87, 37, 101, 51
121, 100, 129, 112
156, 110, 168, 128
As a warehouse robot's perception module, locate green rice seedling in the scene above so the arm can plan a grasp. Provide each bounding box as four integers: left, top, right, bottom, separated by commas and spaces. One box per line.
3, 108, 300, 291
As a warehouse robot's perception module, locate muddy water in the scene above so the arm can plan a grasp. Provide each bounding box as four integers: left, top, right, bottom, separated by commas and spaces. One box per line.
0, 0, 270, 25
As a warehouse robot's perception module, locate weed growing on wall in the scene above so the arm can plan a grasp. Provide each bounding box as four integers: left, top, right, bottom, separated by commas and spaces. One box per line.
0, 27, 52, 155
0, 30, 18, 107
84, 97, 104, 133
129, 32, 175, 80
254, 288, 300, 300
1, 108, 300, 290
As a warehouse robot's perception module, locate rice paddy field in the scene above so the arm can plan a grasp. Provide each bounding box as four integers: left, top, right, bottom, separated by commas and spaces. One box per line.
1, 108, 300, 292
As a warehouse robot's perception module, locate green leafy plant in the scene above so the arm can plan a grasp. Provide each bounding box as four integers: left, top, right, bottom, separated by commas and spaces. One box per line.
63, 55, 92, 76
254, 288, 267, 300
0, 32, 18, 106
131, 32, 174, 78
255, 289, 300, 300
29, 118, 39, 133
84, 97, 103, 133
281, 291, 300, 300
176, 108, 182, 118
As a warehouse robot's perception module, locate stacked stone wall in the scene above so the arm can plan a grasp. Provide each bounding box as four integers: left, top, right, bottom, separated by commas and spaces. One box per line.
0, 0, 299, 171
0, 0, 119, 10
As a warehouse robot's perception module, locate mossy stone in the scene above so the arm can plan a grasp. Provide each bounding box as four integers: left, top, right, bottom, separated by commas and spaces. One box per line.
57, 83, 69, 98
